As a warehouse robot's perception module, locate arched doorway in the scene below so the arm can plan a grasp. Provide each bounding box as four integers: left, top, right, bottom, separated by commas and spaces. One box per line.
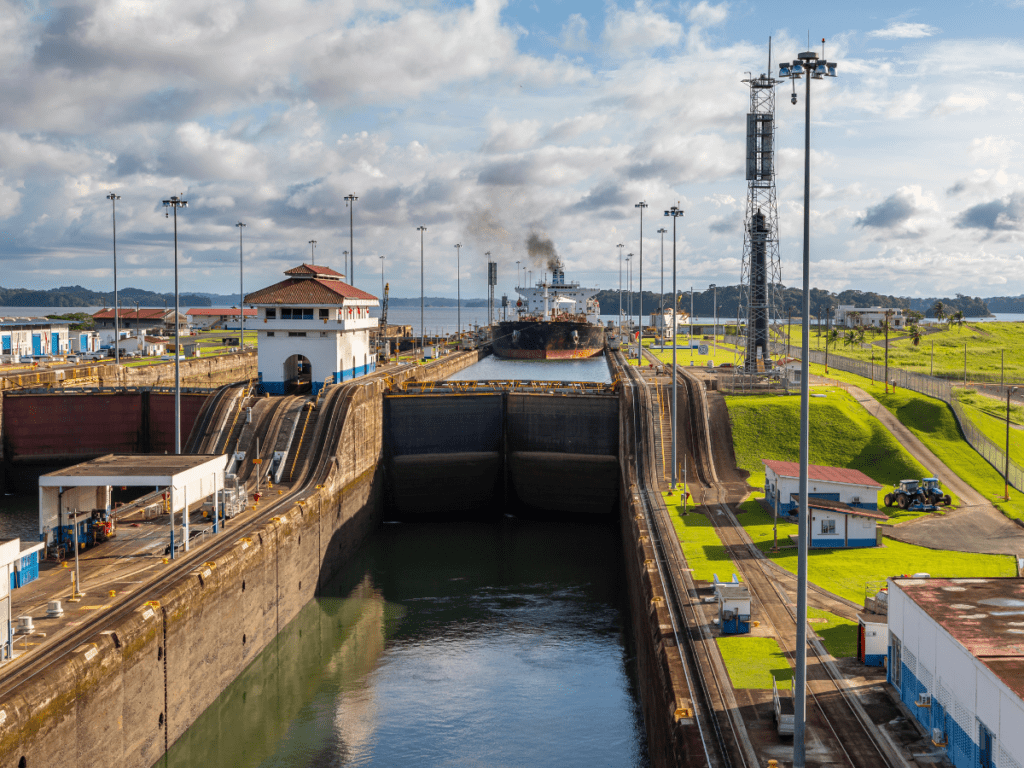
283, 353, 312, 393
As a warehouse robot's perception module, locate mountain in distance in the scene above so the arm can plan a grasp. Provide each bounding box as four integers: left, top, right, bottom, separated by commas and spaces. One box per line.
0, 285, 212, 307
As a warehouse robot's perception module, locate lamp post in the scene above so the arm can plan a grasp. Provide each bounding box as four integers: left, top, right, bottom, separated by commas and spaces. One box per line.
106, 193, 122, 365
636, 201, 647, 346
345, 194, 358, 285
710, 284, 718, 357
454, 243, 462, 337
162, 195, 188, 455
417, 226, 427, 358
664, 206, 684, 491
309, 239, 317, 265
236, 222, 246, 351
779, 43, 838, 768
626, 254, 633, 345
379, 254, 386, 299
617, 243, 625, 337
132, 300, 140, 346
657, 228, 667, 342
1007, 387, 1019, 501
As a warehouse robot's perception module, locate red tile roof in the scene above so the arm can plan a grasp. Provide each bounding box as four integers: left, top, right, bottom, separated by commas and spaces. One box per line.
763, 460, 881, 488
244, 277, 378, 305
93, 308, 169, 321
284, 263, 345, 279
186, 308, 257, 316
789, 494, 888, 520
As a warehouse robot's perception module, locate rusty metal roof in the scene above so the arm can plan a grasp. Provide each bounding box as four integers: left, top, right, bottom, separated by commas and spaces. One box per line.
244, 277, 378, 305
895, 578, 1024, 698
764, 459, 882, 489
790, 494, 888, 520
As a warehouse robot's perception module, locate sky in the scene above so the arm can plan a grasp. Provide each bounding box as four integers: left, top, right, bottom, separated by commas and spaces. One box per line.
2, 0, 1024, 303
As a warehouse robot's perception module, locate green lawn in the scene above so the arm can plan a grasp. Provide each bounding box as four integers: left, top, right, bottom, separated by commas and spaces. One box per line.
736, 503, 1017, 603
807, 364, 1024, 522
643, 333, 745, 368
663, 492, 742, 582
725, 386, 955, 514
954, 390, 1024, 466
781, 321, 1024, 382
808, 607, 858, 658
717, 636, 792, 689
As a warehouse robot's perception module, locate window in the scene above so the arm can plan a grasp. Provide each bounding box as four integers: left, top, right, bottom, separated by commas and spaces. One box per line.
281, 308, 313, 320
288, 332, 306, 337
266, 331, 275, 337
890, 634, 901, 686
266, 308, 276, 319
821, 518, 836, 535
319, 309, 329, 320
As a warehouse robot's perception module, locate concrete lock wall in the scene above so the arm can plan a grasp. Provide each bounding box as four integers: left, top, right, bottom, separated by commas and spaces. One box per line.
0, 349, 485, 768
383, 391, 619, 515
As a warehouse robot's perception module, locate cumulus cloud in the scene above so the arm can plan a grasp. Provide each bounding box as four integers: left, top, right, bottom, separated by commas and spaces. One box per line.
561, 13, 589, 51
603, 1, 683, 54
955, 193, 1024, 231
855, 190, 918, 229
867, 22, 939, 39
687, 1, 728, 28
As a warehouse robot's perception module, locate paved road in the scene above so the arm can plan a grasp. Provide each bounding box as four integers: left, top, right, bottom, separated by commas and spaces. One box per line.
843, 382, 1024, 558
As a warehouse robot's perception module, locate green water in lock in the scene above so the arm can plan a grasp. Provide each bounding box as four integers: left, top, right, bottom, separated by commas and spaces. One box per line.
157, 515, 650, 767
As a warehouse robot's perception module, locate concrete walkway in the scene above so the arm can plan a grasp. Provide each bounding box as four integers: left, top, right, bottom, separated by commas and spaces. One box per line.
843, 382, 1024, 557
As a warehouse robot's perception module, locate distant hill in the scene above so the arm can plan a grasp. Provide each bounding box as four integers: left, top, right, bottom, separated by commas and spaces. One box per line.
0, 285, 211, 308
985, 295, 1024, 313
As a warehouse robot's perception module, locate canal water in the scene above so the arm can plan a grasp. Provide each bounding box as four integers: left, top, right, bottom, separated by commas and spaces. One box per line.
158, 515, 649, 768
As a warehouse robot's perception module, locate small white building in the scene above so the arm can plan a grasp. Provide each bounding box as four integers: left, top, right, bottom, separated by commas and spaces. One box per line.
116, 335, 168, 357
763, 460, 882, 517
70, 330, 101, 354
245, 263, 379, 395
887, 577, 1024, 768
649, 309, 690, 333
92, 308, 187, 346
186, 307, 256, 330
796, 496, 885, 548
0, 318, 71, 358
835, 304, 906, 330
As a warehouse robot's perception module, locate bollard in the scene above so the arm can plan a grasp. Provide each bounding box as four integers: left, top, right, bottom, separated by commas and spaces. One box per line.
162, 557, 169, 564
109, 590, 117, 597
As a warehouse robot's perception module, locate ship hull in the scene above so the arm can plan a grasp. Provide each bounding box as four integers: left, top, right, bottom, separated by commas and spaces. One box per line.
492, 321, 605, 360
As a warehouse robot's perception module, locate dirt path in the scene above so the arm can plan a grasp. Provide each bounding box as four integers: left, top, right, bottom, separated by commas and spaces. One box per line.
843, 382, 1024, 557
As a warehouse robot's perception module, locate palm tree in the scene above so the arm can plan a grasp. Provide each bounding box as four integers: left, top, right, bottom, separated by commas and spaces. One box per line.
844, 329, 857, 347
951, 309, 965, 330
932, 301, 946, 321
909, 324, 923, 347
824, 328, 838, 371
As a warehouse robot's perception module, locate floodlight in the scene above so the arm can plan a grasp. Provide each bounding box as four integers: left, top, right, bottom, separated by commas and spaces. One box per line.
814, 62, 827, 75
779, 63, 791, 77
827, 62, 837, 77
791, 62, 804, 75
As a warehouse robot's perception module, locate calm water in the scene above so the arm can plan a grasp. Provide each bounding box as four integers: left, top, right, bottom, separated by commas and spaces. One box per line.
446, 356, 613, 383
158, 517, 649, 768
0, 494, 41, 541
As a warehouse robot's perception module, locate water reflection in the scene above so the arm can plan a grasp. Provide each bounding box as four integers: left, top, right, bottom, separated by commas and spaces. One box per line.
446, 355, 613, 383
160, 517, 648, 768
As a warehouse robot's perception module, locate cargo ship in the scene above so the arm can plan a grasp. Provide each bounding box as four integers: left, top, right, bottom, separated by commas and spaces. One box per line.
492, 259, 605, 359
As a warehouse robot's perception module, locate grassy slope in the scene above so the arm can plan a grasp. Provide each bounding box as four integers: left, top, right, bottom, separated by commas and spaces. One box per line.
809, 364, 1024, 521
663, 492, 742, 582
725, 386, 955, 516
954, 391, 1024, 465
808, 607, 857, 658
717, 636, 793, 689
736, 503, 1016, 603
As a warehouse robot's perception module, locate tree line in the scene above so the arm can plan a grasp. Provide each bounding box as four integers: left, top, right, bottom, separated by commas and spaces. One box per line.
0, 285, 213, 308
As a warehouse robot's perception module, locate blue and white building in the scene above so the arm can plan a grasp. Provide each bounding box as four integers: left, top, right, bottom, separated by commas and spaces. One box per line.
245, 264, 379, 395
763, 460, 882, 517
799, 496, 885, 548
0, 537, 44, 661
0, 318, 71, 359
888, 577, 1024, 768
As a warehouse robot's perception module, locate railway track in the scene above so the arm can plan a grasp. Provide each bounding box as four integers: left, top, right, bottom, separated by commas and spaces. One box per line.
640, 348, 902, 768
0, 363, 417, 702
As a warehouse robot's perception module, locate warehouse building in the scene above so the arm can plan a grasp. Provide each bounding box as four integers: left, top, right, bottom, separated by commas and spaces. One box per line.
244, 263, 378, 395
763, 460, 882, 517
0, 318, 71, 358
888, 577, 1024, 768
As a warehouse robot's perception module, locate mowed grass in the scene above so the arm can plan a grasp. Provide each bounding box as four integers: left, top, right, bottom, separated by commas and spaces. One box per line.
644, 334, 745, 368
717, 636, 792, 689
736, 503, 1017, 603
954, 390, 1024, 466
781, 322, 1024, 382
725, 386, 955, 514
807, 607, 858, 659
663, 492, 741, 583
808, 363, 1024, 522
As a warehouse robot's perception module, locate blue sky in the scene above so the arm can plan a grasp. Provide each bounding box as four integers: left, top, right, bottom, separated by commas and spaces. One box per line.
1, 0, 1023, 302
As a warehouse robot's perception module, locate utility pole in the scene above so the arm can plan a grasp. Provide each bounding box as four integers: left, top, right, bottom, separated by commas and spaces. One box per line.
636, 201, 647, 347
162, 194, 188, 454
345, 194, 358, 285
106, 193, 121, 366
664, 206, 684, 492
236, 222, 246, 351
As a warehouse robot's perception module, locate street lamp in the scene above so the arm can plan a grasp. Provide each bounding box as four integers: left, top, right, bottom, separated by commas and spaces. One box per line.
379, 254, 386, 300
636, 201, 647, 346
625, 254, 633, 343
779, 41, 838, 768
308, 239, 317, 265
454, 243, 462, 337
345, 194, 358, 285
664, 205, 684, 492
236, 222, 246, 351
417, 226, 427, 357
162, 194, 188, 458
710, 284, 717, 357
617, 243, 625, 335
657, 228, 667, 343
106, 192, 122, 366
1007, 387, 1020, 501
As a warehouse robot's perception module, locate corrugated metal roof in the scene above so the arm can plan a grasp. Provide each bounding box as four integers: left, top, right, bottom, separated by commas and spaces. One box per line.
763, 459, 882, 489
895, 578, 1024, 699
789, 494, 888, 520
245, 277, 378, 305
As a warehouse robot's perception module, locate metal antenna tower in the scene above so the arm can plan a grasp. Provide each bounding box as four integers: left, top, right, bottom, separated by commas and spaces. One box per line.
741, 44, 782, 372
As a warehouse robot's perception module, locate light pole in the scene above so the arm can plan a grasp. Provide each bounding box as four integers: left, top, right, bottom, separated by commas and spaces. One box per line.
778, 43, 838, 768
1007, 387, 1019, 501
236, 222, 246, 351
626, 254, 633, 344
417, 226, 427, 357
617, 243, 625, 336
345, 194, 358, 285
106, 193, 121, 365
454, 243, 462, 337
132, 300, 140, 345
636, 201, 647, 346
308, 239, 317, 265
657, 228, 667, 343
379, 254, 386, 299
664, 206, 684, 492
710, 284, 718, 357
162, 195, 187, 455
